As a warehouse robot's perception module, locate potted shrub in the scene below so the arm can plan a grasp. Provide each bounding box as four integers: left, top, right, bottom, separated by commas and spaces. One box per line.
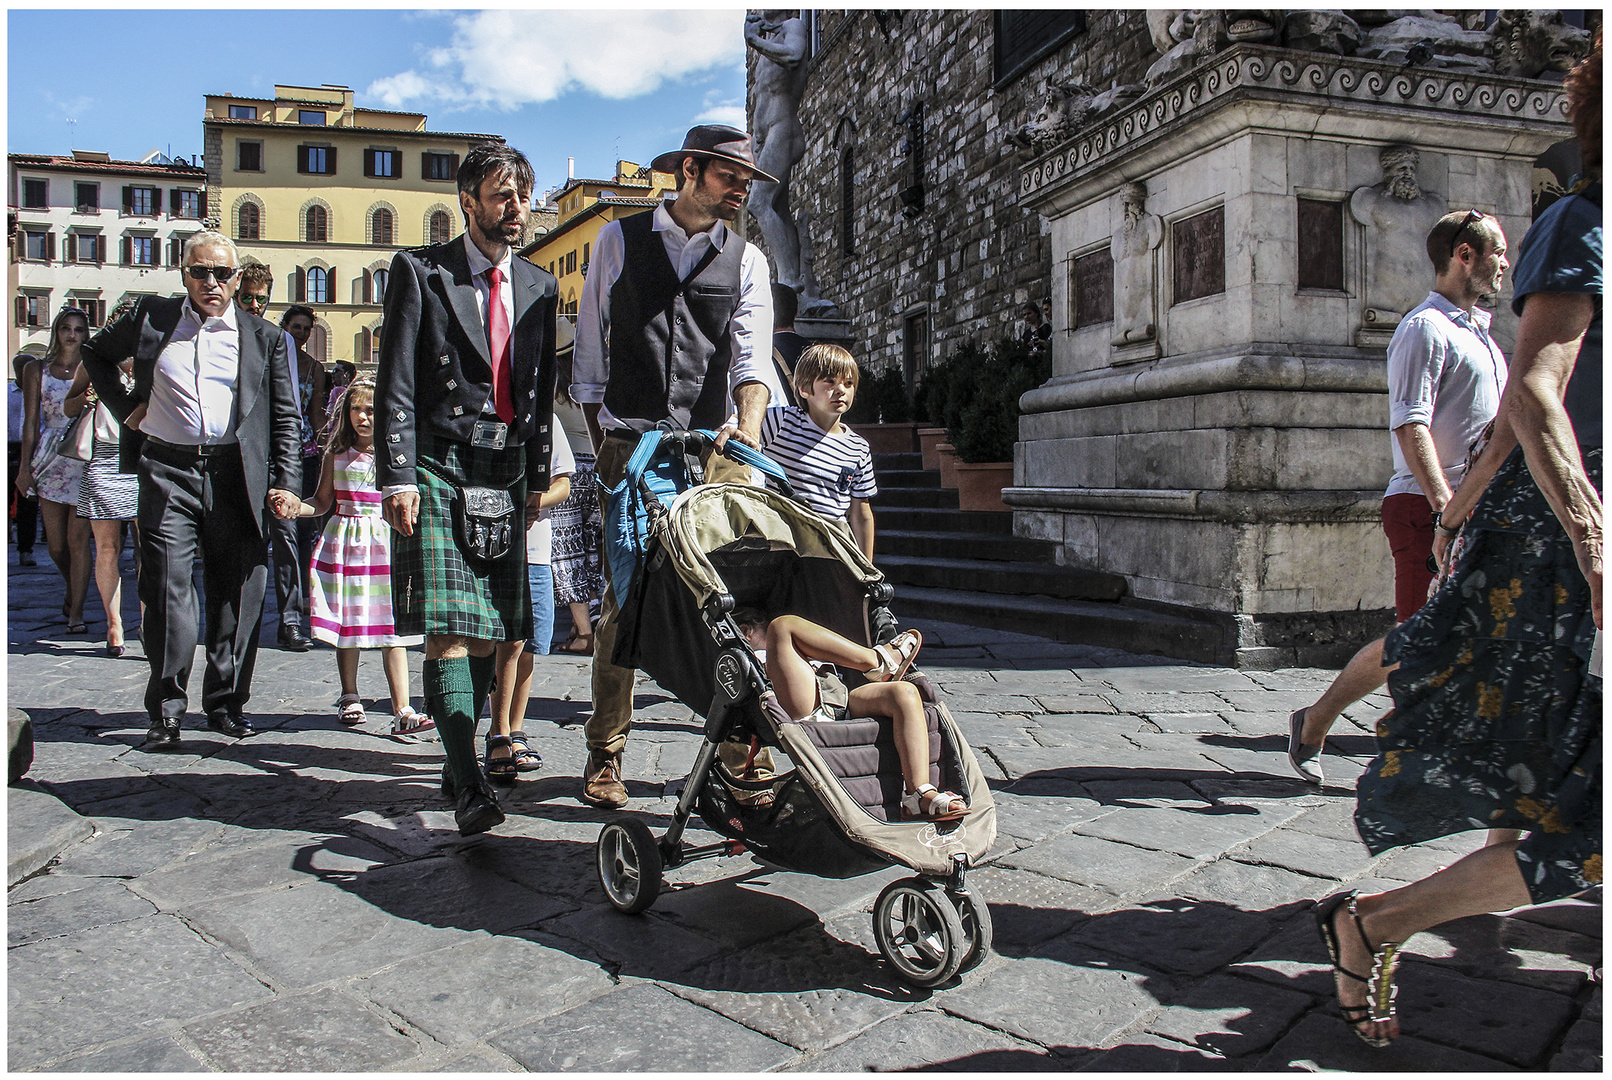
946, 337, 1049, 511
847, 365, 922, 454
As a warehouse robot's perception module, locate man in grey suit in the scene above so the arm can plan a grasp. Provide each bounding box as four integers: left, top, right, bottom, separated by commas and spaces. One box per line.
82, 231, 302, 749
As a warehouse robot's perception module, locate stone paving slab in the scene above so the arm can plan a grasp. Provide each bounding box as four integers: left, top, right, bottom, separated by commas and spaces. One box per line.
5, 565, 1600, 1074
7, 780, 93, 885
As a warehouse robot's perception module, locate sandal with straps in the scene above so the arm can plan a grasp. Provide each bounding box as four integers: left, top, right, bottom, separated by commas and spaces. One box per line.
865, 630, 922, 682
900, 782, 967, 822
484, 734, 518, 785
391, 707, 435, 736
508, 731, 543, 772
1314, 892, 1404, 1047
337, 694, 366, 726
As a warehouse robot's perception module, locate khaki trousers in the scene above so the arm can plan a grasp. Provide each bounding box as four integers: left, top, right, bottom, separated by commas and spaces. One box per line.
585, 436, 774, 776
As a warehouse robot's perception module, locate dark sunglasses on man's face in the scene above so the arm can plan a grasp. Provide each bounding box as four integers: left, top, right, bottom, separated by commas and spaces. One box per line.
185, 265, 238, 284
239, 293, 269, 308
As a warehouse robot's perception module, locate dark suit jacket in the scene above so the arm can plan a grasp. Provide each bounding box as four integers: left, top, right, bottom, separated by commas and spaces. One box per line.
81, 295, 301, 540
374, 235, 560, 490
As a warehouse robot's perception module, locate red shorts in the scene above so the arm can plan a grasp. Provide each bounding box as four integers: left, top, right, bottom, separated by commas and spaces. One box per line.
1381, 492, 1436, 622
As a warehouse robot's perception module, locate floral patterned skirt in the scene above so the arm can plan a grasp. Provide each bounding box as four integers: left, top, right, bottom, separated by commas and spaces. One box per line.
1360, 446, 1601, 904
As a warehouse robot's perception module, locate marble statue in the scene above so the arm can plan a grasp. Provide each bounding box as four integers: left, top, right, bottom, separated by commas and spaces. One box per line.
1111, 182, 1164, 347
1007, 80, 1142, 161
1357, 13, 1493, 70
1350, 145, 1448, 328
1282, 10, 1362, 55
744, 9, 831, 313
1491, 10, 1591, 79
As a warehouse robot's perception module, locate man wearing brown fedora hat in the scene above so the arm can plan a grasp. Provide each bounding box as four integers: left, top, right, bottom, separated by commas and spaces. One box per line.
572, 123, 786, 808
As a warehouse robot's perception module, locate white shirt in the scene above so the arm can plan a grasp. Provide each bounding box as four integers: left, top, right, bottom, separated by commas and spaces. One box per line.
142, 299, 241, 446
524, 435, 577, 565
760, 405, 878, 520
1385, 291, 1509, 498
572, 200, 779, 432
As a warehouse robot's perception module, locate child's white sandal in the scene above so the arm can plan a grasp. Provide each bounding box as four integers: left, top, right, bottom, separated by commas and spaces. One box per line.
865, 629, 923, 682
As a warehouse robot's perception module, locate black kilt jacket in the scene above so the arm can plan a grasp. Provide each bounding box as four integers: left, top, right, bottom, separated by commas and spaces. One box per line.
374, 236, 560, 491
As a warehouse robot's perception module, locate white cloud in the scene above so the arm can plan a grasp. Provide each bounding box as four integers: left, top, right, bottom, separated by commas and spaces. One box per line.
366, 9, 747, 111
693, 103, 747, 128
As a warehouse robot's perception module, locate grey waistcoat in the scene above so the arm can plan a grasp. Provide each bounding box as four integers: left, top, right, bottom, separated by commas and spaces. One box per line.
603, 208, 745, 433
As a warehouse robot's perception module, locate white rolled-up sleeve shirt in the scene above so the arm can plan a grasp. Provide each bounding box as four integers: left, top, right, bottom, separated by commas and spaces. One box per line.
573, 200, 779, 433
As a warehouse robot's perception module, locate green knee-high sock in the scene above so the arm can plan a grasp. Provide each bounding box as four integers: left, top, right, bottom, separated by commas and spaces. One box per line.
425, 658, 478, 793
468, 652, 496, 729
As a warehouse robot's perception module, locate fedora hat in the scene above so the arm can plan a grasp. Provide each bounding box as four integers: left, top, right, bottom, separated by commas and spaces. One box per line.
651, 125, 779, 184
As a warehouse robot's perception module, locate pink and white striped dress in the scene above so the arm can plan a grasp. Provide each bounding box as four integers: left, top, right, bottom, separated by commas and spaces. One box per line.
308, 448, 422, 649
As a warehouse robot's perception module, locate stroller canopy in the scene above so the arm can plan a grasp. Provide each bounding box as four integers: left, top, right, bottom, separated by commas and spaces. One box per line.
663, 483, 882, 607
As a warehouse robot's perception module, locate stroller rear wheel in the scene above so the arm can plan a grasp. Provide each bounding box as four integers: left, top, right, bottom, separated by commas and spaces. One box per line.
949, 890, 993, 973
873, 877, 968, 987
597, 817, 663, 914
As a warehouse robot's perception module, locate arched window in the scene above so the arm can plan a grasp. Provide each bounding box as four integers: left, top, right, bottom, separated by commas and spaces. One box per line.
305, 205, 328, 242
371, 267, 389, 303
237, 203, 260, 241
429, 210, 452, 244
372, 208, 394, 246
306, 266, 329, 304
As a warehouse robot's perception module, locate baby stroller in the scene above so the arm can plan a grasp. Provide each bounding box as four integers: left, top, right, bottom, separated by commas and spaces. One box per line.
595, 427, 997, 987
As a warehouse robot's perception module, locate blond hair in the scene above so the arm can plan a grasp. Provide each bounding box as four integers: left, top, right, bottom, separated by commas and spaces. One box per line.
793, 343, 860, 397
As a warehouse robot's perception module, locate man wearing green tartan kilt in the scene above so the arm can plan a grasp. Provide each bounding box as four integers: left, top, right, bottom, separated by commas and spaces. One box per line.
375, 144, 560, 836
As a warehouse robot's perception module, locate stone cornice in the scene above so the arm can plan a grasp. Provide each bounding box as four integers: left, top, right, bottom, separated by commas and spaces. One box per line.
1003, 486, 1386, 523
1020, 44, 1571, 213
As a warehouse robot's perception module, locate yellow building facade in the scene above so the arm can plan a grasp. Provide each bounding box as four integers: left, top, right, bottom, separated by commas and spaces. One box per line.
521, 161, 677, 315
203, 84, 502, 367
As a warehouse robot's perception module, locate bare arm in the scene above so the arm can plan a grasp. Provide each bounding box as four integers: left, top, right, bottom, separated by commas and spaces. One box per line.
1392, 422, 1453, 513
724, 380, 772, 450
582, 402, 604, 455
848, 497, 875, 562
63, 363, 95, 419
744, 14, 807, 64
1433, 414, 1519, 570
1504, 292, 1599, 624
296, 450, 338, 518
15, 361, 41, 494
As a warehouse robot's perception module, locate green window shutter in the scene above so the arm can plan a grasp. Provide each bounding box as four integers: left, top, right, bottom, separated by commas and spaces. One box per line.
45, 231, 55, 262
120, 236, 131, 265
96, 235, 107, 263
297, 145, 309, 174
122, 186, 133, 214
293, 267, 305, 303
447, 153, 460, 181
326, 147, 337, 175
364, 149, 376, 178
65, 235, 76, 264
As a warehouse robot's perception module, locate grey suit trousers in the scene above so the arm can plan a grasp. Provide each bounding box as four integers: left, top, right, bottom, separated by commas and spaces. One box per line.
138, 441, 267, 722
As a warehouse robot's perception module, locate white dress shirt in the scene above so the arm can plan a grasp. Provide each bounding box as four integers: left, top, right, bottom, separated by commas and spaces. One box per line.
1384, 291, 1509, 498
142, 300, 241, 446
573, 200, 779, 433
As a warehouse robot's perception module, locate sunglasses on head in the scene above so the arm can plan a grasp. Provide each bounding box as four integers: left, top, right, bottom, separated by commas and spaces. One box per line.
1448, 209, 1485, 260
184, 265, 238, 284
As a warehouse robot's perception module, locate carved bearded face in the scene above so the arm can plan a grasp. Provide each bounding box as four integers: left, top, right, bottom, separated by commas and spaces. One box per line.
1121, 184, 1147, 225
1381, 150, 1420, 201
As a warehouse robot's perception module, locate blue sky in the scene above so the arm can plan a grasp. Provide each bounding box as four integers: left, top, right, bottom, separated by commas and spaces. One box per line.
8, 9, 750, 201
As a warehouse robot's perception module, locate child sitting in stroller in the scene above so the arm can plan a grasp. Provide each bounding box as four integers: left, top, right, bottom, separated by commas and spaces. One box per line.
732, 609, 968, 821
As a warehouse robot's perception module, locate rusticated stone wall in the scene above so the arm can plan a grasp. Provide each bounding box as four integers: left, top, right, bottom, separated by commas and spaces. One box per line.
746, 10, 1156, 376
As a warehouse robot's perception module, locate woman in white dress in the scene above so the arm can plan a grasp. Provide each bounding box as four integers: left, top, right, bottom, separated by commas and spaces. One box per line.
15, 308, 93, 632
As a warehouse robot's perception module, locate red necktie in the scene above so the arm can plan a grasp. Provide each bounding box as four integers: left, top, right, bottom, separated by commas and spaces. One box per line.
486, 266, 514, 424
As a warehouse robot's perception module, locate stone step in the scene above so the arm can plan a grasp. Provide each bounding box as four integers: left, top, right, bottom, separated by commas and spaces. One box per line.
873, 506, 1015, 535
877, 529, 1061, 564
887, 585, 1229, 665
877, 469, 942, 489
876, 555, 1127, 601
873, 452, 923, 471
872, 486, 960, 509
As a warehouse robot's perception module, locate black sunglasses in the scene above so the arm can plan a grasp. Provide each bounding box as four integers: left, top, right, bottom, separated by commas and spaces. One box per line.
184, 265, 238, 284
1448, 209, 1485, 260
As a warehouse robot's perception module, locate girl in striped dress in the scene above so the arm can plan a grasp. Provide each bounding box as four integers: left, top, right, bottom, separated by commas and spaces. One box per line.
298, 378, 432, 734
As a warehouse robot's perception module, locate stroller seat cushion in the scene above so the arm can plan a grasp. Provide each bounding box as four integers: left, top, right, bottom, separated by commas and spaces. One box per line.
781, 701, 944, 824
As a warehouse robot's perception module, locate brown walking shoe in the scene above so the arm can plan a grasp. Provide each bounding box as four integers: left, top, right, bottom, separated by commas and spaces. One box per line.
582, 749, 628, 809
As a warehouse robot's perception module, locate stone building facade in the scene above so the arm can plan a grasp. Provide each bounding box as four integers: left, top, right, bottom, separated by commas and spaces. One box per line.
747, 10, 1157, 378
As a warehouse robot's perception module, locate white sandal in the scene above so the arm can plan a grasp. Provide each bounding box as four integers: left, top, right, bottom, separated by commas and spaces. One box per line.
337, 694, 366, 726
901, 782, 967, 821
391, 707, 435, 736
865, 630, 922, 682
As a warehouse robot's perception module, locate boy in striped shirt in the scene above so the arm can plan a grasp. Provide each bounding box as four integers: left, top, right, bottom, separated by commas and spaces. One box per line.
760, 344, 879, 558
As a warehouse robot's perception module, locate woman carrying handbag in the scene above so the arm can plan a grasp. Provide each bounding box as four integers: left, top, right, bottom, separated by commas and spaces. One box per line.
15, 307, 92, 632
64, 357, 139, 657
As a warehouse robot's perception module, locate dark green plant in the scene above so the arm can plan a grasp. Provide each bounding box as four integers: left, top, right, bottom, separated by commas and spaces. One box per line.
944, 336, 1050, 463
843, 364, 912, 424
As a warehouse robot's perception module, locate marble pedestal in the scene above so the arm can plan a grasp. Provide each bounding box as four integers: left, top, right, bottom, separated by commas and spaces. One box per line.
1015, 46, 1570, 666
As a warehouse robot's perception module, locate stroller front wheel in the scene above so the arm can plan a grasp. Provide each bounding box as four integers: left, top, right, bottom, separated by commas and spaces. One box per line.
949, 890, 993, 973
597, 817, 663, 914
872, 877, 968, 987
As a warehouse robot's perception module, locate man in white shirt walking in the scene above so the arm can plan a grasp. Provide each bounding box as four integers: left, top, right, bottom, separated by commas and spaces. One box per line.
1287, 209, 1512, 784
81, 231, 303, 749
572, 124, 785, 808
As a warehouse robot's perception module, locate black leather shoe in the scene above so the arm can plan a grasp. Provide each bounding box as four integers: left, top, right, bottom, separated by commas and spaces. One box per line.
206, 712, 254, 738
455, 784, 505, 836
278, 625, 312, 652
142, 716, 181, 751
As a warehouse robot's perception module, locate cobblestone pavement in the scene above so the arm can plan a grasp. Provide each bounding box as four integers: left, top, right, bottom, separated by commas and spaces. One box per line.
7, 547, 1601, 1072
